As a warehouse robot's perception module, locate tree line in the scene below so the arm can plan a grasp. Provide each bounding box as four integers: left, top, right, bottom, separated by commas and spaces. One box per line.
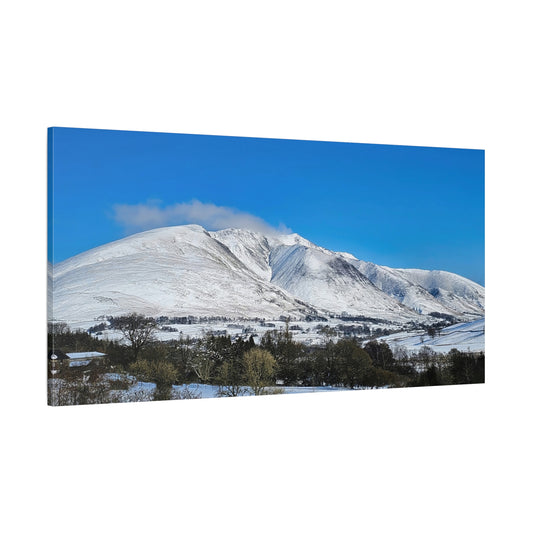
48, 314, 484, 406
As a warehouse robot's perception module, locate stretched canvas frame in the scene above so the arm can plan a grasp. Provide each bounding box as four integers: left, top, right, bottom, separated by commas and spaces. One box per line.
47, 127, 485, 406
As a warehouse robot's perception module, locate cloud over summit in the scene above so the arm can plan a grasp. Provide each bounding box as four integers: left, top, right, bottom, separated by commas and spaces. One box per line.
112, 200, 290, 236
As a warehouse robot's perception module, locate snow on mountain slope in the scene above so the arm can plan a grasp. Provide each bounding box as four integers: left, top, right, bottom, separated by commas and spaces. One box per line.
211, 228, 272, 281
51, 224, 484, 327
269, 244, 420, 322
212, 228, 324, 281
214, 229, 421, 322
52, 225, 315, 323
394, 268, 484, 316
342, 256, 483, 318
271, 232, 320, 250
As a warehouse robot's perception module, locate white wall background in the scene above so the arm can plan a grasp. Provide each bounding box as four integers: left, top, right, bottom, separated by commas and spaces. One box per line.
1, 1, 531, 531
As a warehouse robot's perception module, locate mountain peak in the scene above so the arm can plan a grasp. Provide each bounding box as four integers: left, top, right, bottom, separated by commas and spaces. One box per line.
52, 224, 484, 325
268, 232, 319, 250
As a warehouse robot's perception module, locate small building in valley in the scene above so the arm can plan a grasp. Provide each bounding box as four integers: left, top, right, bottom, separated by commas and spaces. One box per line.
65, 351, 107, 367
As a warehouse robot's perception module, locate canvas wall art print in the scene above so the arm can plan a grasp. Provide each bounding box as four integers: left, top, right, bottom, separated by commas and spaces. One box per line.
47, 127, 485, 406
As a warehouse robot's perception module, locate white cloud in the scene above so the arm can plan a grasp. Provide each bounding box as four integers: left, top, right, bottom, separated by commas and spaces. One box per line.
112, 200, 290, 235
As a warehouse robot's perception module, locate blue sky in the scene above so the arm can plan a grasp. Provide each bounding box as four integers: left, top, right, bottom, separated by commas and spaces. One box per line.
48, 127, 485, 285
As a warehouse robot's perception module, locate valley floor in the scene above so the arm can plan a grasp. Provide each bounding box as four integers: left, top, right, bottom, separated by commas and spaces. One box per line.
48, 315, 485, 406
378, 318, 485, 354
80, 316, 485, 353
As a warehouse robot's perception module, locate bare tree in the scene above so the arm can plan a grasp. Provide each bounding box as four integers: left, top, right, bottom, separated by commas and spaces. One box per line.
192, 353, 215, 383
113, 313, 157, 361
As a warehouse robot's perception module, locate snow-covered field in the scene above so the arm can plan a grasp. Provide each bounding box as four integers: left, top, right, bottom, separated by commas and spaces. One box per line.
83, 317, 401, 347
377, 318, 485, 354
120, 380, 354, 401
70, 314, 485, 353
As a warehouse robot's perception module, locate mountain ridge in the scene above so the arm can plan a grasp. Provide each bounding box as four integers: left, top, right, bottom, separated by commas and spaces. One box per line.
51, 225, 484, 325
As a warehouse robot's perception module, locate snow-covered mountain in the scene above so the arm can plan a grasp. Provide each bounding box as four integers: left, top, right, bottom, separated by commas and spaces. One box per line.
51, 225, 484, 325
214, 228, 418, 322
214, 228, 484, 320
269, 244, 415, 322
392, 268, 485, 316
52, 225, 315, 323
342, 257, 485, 318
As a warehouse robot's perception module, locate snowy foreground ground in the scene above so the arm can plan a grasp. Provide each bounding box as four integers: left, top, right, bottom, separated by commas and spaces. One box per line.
50, 319, 484, 404
123, 381, 352, 401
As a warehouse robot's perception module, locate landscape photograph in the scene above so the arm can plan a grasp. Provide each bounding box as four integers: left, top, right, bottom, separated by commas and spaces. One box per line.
47, 127, 485, 406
